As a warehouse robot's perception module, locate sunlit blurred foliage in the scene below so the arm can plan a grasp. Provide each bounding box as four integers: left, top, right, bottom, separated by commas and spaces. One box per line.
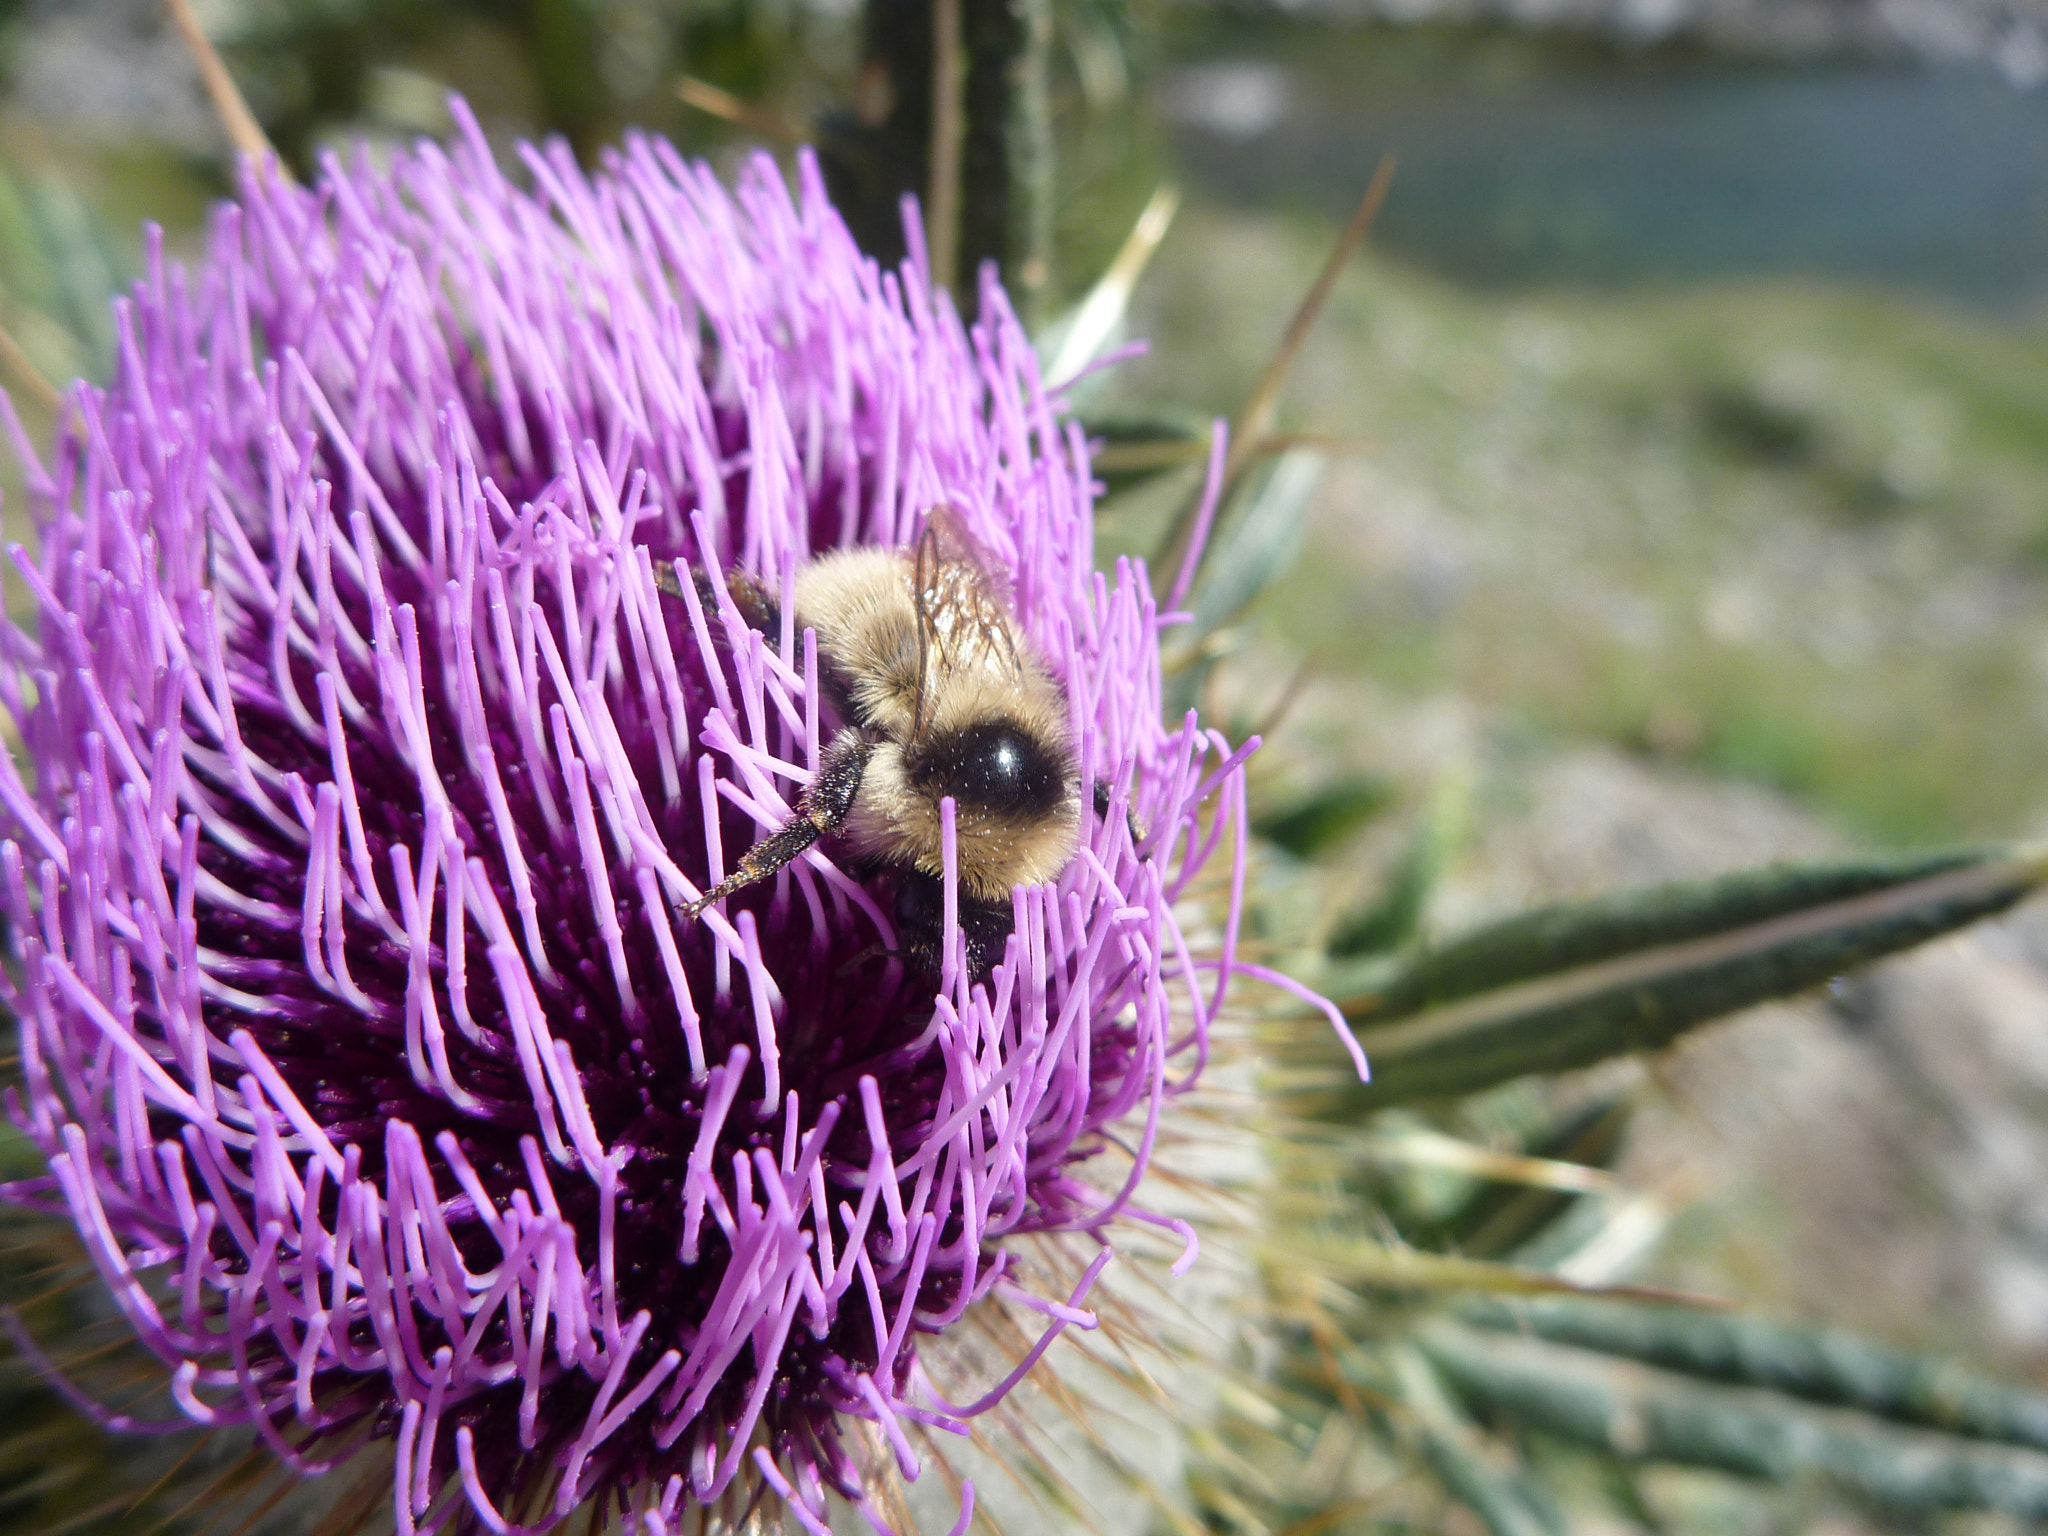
0, 163, 124, 382
200, 0, 1159, 311
220, 0, 819, 160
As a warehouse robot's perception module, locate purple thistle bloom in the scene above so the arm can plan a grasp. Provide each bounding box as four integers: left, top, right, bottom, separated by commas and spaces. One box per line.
0, 106, 1267, 1534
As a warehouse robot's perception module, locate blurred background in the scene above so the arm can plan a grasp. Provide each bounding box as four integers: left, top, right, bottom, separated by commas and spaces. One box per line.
11, 1, 2048, 1532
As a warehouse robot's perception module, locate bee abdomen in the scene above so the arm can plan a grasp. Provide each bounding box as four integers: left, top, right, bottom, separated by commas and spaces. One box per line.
894, 870, 1015, 977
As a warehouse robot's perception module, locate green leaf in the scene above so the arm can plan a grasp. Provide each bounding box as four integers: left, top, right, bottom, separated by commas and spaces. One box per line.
1160, 450, 1327, 721
1332, 846, 2046, 1106
1458, 1296, 2048, 1454
1037, 182, 1178, 392
1253, 774, 1396, 860
1327, 777, 1467, 957
19, 177, 121, 377
1077, 407, 1214, 497
1420, 1322, 2048, 1516
1392, 1345, 1568, 1536
1186, 450, 1324, 637
1282, 1237, 1720, 1307
1432, 1095, 1634, 1260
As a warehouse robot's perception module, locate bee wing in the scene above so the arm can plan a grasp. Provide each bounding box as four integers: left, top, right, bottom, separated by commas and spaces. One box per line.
910, 505, 1025, 737
919, 503, 1015, 608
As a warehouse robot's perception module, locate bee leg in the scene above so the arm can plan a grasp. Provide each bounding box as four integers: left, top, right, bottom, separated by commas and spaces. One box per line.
1091, 779, 1148, 851
652, 557, 689, 599
684, 732, 874, 917
657, 558, 869, 760
835, 940, 900, 975
719, 569, 781, 635
653, 558, 780, 637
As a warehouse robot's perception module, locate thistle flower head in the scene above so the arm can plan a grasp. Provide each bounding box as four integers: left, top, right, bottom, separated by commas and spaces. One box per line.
0, 107, 1253, 1532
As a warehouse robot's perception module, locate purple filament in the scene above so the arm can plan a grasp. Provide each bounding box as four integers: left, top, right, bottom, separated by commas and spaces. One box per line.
0, 103, 1254, 1533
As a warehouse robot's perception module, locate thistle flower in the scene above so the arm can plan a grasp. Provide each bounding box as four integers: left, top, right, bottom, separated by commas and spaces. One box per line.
0, 105, 1274, 1533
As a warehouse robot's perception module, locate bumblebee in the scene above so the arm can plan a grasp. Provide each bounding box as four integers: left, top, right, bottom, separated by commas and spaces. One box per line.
658, 509, 1081, 974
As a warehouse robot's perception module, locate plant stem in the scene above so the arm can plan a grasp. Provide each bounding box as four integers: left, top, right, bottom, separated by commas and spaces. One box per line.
929, 0, 964, 294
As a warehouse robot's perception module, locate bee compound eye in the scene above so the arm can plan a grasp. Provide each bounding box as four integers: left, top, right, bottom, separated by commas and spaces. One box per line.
923, 720, 1066, 815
